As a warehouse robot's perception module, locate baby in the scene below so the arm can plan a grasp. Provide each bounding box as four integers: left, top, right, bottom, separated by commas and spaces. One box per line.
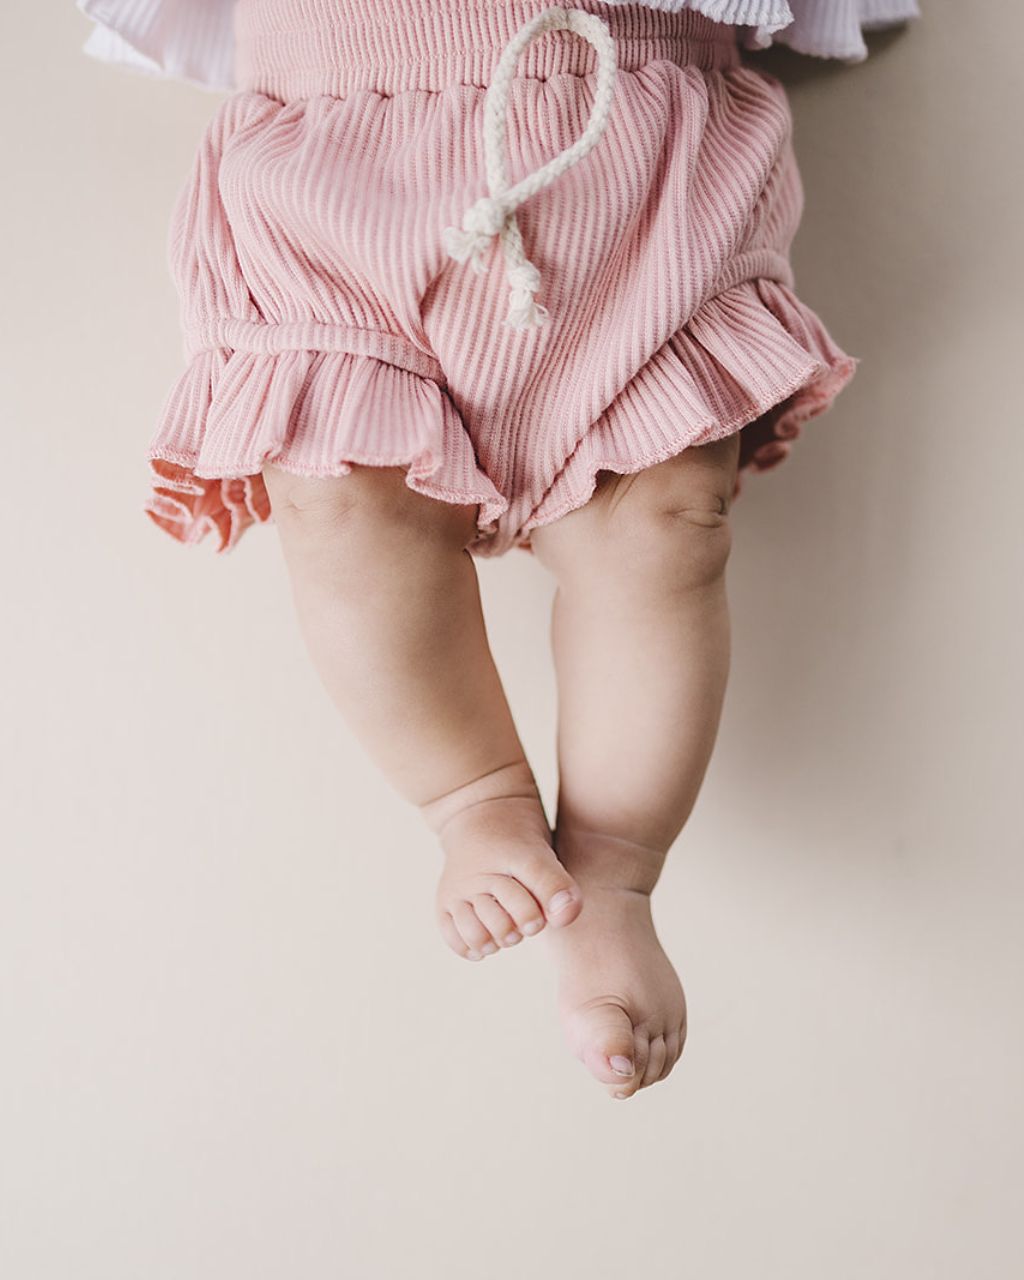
81, 0, 917, 1098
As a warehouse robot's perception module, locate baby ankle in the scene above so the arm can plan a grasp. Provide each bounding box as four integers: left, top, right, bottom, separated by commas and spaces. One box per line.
418, 759, 542, 835
554, 825, 665, 895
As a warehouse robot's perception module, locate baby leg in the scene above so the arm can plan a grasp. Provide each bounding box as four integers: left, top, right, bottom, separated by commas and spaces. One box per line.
263, 463, 581, 960
530, 433, 741, 1096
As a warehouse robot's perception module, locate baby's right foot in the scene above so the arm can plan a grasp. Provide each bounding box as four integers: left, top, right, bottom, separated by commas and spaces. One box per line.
423, 762, 582, 961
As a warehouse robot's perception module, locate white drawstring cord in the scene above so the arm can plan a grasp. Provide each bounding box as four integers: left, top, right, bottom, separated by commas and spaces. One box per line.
442, 6, 618, 331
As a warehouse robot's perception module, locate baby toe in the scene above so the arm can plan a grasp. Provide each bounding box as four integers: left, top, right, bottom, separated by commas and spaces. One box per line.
472, 893, 521, 948
611, 1031, 649, 1100
486, 875, 546, 938
520, 855, 581, 928
453, 901, 497, 959
572, 1000, 638, 1089
663, 1029, 684, 1079
439, 911, 474, 960
641, 1035, 667, 1089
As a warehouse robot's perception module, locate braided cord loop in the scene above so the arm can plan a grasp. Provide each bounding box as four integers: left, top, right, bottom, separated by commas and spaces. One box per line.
442, 7, 618, 331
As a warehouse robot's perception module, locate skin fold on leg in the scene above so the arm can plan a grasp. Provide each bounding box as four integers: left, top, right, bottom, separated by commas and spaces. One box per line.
262, 463, 581, 962
530, 432, 742, 1099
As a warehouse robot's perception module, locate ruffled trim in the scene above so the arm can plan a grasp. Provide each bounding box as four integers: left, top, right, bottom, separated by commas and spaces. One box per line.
145, 348, 507, 553
742, 0, 921, 63
519, 277, 857, 539
146, 283, 856, 554
601, 0, 920, 62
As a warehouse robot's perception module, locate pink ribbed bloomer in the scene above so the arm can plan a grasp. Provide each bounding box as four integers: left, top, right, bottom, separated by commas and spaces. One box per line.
146, 0, 857, 556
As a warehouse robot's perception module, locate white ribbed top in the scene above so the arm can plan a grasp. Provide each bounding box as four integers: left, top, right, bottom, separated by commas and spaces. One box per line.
77, 0, 921, 91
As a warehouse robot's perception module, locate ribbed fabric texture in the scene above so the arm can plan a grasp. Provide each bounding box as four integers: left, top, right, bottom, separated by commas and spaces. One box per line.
145, 0, 856, 554
236, 0, 744, 97
77, 0, 921, 87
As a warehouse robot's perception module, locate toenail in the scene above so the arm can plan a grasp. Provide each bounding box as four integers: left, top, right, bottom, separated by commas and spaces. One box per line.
613, 1091, 629, 1100
522, 920, 543, 935
610, 1056, 634, 1076
548, 890, 574, 914
480, 942, 498, 956
503, 932, 522, 946
466, 951, 482, 961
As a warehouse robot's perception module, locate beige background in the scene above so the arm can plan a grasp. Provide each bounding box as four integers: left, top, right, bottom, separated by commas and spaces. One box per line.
2, 3, 1021, 1277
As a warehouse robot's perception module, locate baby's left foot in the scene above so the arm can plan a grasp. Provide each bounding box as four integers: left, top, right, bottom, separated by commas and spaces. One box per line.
548, 838, 687, 1099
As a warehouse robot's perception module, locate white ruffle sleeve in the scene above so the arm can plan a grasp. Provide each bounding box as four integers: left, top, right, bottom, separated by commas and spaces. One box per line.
742, 0, 922, 61
76, 0, 237, 91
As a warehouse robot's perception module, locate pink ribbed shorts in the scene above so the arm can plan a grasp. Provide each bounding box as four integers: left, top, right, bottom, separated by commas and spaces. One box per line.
146, 0, 856, 556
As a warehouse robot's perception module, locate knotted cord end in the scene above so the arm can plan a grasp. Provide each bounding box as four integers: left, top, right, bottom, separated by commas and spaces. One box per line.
442, 9, 616, 332
442, 195, 509, 272
503, 259, 549, 330
505, 295, 551, 330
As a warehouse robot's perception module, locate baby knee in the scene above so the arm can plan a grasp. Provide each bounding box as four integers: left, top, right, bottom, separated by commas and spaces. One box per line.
619, 445, 737, 588
534, 439, 738, 590
263, 464, 478, 553
624, 495, 733, 590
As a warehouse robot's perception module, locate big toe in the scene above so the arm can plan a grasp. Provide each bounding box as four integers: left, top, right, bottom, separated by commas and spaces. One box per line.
525, 855, 582, 928
571, 1001, 638, 1090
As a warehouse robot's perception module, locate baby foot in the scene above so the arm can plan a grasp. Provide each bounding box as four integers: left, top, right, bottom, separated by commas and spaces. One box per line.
423, 762, 583, 961
548, 836, 687, 1098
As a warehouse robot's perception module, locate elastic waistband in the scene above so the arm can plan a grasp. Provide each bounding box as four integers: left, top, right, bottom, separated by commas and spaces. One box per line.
234, 0, 740, 100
